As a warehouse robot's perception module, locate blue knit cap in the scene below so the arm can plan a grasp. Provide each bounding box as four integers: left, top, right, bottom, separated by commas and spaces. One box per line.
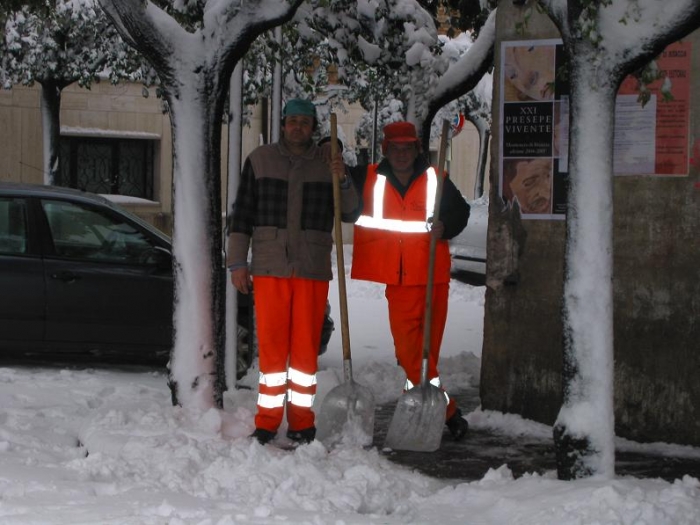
283, 98, 316, 118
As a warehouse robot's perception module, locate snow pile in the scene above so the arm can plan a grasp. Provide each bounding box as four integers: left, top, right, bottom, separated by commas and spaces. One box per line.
1, 272, 699, 524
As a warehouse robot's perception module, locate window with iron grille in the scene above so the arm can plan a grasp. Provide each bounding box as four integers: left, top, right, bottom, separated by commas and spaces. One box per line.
59, 137, 155, 200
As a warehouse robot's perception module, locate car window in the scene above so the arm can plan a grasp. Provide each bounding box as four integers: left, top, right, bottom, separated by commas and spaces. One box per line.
41, 199, 159, 264
0, 197, 28, 255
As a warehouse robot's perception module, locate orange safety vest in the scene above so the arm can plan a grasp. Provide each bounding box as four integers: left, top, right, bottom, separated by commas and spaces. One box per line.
351, 164, 452, 286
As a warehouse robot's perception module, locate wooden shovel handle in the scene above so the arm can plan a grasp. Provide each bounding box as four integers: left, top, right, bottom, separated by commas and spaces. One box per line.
421, 120, 451, 367
330, 114, 352, 363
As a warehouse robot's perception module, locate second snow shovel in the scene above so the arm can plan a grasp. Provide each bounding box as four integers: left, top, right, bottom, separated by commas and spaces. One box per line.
384, 119, 451, 452
316, 113, 376, 448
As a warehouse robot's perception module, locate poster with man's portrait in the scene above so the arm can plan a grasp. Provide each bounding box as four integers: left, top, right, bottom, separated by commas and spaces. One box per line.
500, 40, 567, 220
502, 158, 552, 215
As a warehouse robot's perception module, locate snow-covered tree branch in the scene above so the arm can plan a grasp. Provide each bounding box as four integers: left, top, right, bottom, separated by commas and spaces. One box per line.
289, 0, 495, 157
420, 8, 495, 150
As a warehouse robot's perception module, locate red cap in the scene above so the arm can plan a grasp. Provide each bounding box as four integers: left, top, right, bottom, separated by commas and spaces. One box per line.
382, 121, 419, 154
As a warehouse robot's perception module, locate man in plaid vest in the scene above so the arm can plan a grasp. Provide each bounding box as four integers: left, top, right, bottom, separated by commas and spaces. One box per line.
227, 99, 361, 446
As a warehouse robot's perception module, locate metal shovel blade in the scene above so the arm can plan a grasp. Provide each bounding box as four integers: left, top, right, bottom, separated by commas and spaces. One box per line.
384, 384, 446, 452
316, 380, 376, 448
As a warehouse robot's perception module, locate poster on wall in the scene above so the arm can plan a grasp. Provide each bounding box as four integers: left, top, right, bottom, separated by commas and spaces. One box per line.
500, 39, 568, 220
615, 41, 692, 176
499, 39, 692, 220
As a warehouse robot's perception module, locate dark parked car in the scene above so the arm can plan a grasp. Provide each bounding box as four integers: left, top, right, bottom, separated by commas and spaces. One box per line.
0, 182, 332, 376
449, 196, 488, 276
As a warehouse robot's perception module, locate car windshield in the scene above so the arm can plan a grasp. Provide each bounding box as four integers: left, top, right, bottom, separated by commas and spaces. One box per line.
42, 199, 159, 264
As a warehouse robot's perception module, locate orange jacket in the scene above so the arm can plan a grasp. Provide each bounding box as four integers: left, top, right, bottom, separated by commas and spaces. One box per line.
351, 164, 452, 286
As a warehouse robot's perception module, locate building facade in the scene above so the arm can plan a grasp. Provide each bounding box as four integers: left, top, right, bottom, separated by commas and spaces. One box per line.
0, 81, 487, 237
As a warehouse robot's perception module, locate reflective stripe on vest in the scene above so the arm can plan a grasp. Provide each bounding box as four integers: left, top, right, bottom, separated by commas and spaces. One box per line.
355, 168, 438, 233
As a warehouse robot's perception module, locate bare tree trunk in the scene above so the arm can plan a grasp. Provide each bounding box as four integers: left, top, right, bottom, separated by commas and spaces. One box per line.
465, 112, 490, 199
225, 63, 244, 391
39, 80, 63, 185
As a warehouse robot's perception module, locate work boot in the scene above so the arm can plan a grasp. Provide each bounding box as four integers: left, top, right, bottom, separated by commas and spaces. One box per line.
446, 409, 469, 441
286, 427, 316, 445
251, 428, 277, 445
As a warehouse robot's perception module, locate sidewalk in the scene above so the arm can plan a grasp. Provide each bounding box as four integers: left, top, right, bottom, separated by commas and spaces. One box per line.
374, 386, 700, 482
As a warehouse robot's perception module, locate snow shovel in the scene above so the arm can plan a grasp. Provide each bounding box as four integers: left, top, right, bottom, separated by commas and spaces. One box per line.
384, 119, 451, 452
316, 113, 376, 448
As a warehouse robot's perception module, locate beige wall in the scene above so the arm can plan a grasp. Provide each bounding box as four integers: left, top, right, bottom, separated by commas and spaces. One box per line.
0, 85, 41, 183
450, 123, 490, 200
0, 82, 486, 235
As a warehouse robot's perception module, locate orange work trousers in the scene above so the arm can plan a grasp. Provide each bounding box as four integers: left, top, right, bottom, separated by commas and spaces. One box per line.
385, 282, 457, 420
253, 276, 329, 433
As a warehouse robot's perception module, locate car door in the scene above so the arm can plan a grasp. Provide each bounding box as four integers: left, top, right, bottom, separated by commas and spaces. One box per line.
39, 197, 173, 359
0, 195, 45, 346
449, 196, 488, 275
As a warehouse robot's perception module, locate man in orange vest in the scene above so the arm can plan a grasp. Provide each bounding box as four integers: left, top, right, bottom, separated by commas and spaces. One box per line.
351, 121, 471, 441
227, 99, 361, 446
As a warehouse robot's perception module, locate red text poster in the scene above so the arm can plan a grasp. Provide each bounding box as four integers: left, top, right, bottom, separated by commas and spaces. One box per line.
617, 41, 692, 176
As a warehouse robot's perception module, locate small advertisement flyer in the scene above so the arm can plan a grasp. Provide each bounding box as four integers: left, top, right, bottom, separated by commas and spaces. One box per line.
615, 41, 692, 176
499, 39, 692, 220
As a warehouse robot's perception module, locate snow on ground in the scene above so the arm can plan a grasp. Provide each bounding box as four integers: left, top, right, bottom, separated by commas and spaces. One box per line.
1, 250, 699, 524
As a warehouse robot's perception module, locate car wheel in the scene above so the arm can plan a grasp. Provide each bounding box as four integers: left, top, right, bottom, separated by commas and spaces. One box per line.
236, 322, 254, 380
319, 311, 334, 356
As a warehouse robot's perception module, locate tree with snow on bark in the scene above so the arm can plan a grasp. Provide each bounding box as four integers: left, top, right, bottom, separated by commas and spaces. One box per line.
98, 0, 305, 410
535, 0, 700, 480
